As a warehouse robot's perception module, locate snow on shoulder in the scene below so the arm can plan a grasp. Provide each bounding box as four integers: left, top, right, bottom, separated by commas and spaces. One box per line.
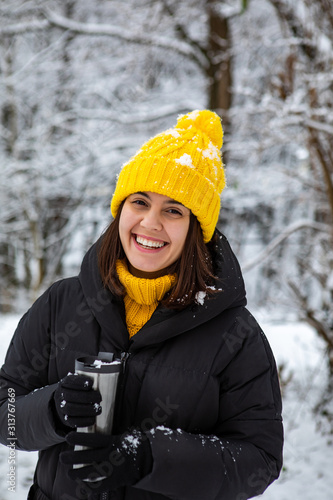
195, 286, 221, 306
195, 291, 207, 305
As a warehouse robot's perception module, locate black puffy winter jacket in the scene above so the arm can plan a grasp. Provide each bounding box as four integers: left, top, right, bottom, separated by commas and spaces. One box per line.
0, 232, 283, 500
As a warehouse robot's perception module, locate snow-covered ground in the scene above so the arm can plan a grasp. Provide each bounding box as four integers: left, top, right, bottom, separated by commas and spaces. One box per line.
0, 313, 332, 499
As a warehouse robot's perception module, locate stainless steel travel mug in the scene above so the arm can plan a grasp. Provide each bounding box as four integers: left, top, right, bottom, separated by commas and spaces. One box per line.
74, 353, 121, 477
75, 353, 121, 435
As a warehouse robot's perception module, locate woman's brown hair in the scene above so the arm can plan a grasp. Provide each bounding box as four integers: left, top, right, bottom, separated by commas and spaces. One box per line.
98, 202, 217, 309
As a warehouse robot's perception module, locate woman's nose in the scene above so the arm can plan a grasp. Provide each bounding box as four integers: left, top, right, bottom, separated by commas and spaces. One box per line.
140, 209, 162, 231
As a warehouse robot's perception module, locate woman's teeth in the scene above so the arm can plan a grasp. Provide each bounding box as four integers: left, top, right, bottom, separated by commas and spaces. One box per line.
136, 235, 165, 249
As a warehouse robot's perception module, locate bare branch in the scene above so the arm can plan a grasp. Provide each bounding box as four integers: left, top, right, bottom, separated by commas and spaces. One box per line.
0, 10, 209, 68
306, 119, 333, 136
288, 280, 333, 350
242, 219, 331, 272
268, 0, 318, 60
0, 19, 49, 35
72, 102, 200, 124
159, 0, 209, 65
45, 9, 209, 69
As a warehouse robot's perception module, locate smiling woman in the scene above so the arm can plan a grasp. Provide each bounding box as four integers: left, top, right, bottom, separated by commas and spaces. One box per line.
0, 110, 283, 500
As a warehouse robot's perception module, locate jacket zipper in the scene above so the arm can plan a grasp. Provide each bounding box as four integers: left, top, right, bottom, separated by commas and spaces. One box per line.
120, 351, 131, 372
112, 350, 132, 433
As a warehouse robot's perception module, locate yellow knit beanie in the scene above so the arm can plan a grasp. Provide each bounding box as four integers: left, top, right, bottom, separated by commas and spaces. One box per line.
111, 109, 226, 243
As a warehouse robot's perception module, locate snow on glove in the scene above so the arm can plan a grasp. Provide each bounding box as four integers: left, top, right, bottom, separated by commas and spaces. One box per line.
60, 429, 153, 493
53, 374, 102, 429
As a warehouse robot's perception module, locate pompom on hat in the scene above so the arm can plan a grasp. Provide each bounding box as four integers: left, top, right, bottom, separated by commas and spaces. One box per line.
111, 109, 226, 243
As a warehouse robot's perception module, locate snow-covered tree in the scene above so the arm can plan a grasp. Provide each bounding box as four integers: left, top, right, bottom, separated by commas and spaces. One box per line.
1, 0, 246, 307
222, 0, 333, 424
267, 0, 333, 348
267, 0, 333, 426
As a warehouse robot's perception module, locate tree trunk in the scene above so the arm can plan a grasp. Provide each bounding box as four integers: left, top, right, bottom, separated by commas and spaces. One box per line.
207, 1, 232, 129
2, 40, 18, 156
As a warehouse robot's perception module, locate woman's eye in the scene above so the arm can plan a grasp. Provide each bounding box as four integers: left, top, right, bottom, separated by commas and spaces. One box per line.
132, 199, 147, 207
167, 208, 182, 216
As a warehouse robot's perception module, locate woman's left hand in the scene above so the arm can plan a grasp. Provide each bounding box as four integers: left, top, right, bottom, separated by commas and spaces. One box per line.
60, 428, 153, 494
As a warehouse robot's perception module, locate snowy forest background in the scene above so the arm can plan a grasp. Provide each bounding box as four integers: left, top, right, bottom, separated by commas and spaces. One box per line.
1, 0, 333, 498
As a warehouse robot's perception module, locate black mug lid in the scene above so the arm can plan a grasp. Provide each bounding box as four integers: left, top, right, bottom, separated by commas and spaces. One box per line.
75, 355, 121, 374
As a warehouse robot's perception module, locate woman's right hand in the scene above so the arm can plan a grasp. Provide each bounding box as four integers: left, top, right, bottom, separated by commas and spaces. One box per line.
53, 374, 102, 429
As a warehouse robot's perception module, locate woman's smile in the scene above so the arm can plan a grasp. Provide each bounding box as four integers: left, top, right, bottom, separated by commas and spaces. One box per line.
119, 191, 190, 276
134, 234, 167, 251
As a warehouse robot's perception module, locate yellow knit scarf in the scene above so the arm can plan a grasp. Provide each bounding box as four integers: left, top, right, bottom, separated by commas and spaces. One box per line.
116, 260, 177, 338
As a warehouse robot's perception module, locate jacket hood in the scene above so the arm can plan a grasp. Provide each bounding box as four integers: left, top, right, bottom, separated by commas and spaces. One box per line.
78, 229, 247, 350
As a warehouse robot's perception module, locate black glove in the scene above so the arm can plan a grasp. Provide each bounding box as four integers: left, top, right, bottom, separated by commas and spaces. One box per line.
60, 428, 153, 494
53, 374, 102, 429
